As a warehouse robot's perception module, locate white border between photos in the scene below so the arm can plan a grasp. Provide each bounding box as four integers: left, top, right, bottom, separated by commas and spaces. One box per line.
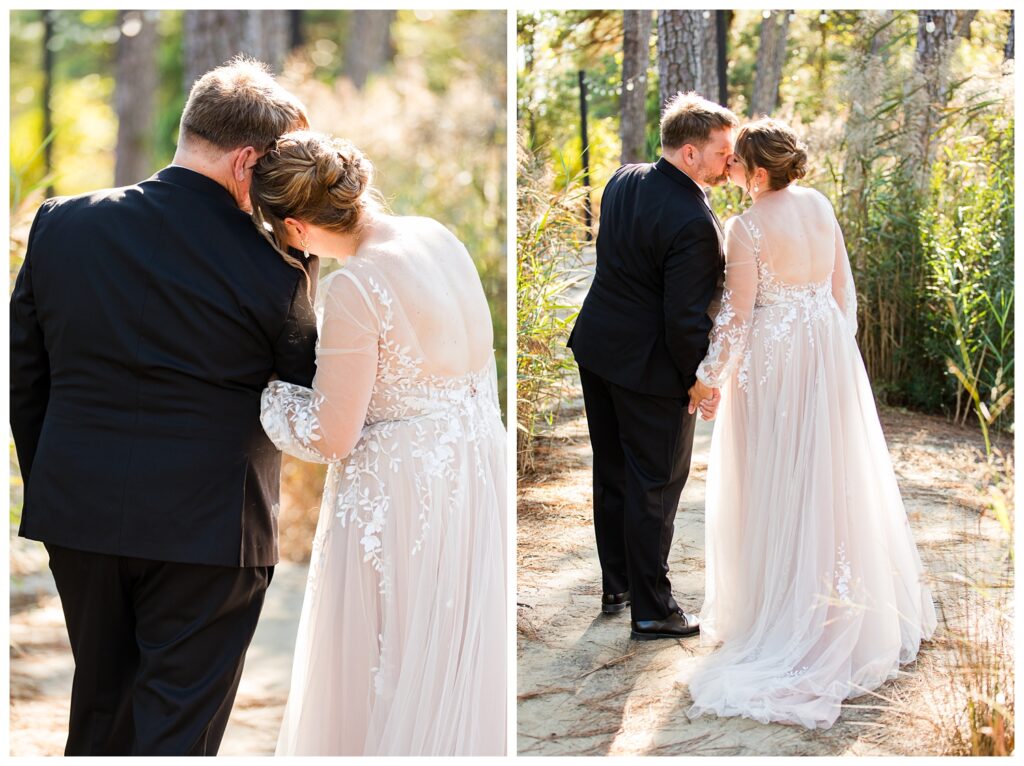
2, 3, 1021, 766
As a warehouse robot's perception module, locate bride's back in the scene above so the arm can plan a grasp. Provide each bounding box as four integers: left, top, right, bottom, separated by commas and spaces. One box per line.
343, 215, 494, 380
741, 184, 836, 286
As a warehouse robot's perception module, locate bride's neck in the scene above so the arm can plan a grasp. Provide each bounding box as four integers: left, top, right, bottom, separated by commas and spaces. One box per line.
317, 221, 371, 262
749, 185, 783, 204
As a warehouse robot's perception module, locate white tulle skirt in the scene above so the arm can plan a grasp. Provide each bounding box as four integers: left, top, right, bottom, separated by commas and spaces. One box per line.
688, 299, 937, 729
275, 407, 507, 755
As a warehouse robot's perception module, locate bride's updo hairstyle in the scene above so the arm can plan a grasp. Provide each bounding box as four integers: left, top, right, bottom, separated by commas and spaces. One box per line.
734, 118, 808, 191
250, 130, 376, 278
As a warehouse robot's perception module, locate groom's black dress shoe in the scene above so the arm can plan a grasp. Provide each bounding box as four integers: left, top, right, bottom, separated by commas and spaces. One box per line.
601, 590, 631, 614
630, 609, 700, 640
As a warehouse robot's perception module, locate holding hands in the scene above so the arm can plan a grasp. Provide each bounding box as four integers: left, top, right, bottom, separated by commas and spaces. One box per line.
688, 379, 721, 421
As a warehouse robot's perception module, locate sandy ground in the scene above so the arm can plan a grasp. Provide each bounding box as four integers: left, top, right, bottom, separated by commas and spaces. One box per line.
9, 540, 306, 756
516, 389, 1011, 756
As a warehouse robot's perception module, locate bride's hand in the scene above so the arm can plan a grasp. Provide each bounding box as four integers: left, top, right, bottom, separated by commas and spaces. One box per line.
698, 389, 720, 420
688, 380, 719, 419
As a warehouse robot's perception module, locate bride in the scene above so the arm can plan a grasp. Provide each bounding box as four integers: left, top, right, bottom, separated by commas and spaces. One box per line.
685, 118, 937, 729
248, 131, 506, 755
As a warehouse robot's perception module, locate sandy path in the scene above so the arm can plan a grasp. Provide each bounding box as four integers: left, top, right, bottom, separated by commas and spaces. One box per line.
516, 390, 1009, 756
9, 543, 306, 756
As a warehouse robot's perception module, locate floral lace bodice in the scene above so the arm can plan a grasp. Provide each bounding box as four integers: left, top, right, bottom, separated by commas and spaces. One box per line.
260, 265, 500, 465
695, 192, 858, 390
261, 217, 501, 464
260, 218, 502, 592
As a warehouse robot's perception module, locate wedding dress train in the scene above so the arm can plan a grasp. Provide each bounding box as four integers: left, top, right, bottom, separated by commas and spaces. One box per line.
687, 187, 937, 729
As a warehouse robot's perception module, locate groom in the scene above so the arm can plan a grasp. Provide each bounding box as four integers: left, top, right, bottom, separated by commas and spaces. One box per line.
568, 92, 738, 640
10, 58, 318, 755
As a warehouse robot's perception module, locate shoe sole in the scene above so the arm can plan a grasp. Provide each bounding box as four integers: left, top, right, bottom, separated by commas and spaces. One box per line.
630, 628, 700, 640
601, 602, 629, 614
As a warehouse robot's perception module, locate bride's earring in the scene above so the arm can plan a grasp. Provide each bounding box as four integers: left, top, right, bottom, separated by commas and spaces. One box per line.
300, 237, 310, 259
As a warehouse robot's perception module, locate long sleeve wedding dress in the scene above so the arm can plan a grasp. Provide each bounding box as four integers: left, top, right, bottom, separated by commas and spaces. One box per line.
686, 186, 936, 729
260, 216, 506, 754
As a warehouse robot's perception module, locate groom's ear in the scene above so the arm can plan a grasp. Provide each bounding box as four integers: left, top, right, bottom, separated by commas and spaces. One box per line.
232, 146, 260, 181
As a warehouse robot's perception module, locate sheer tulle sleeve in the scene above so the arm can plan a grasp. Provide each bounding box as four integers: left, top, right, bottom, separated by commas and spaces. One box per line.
261, 269, 379, 463
830, 216, 858, 336
695, 217, 758, 388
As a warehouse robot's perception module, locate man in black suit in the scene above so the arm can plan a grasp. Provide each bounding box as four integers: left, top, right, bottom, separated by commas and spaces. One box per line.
568, 92, 738, 640
10, 58, 317, 755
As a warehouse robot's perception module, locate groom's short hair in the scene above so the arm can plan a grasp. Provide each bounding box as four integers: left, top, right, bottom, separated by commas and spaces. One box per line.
179, 56, 309, 153
660, 92, 738, 151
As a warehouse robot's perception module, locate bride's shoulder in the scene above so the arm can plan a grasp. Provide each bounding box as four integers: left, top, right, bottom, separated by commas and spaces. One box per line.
364, 215, 461, 250
395, 216, 470, 261
405, 215, 463, 246
723, 210, 755, 237
792, 184, 835, 211
320, 264, 368, 295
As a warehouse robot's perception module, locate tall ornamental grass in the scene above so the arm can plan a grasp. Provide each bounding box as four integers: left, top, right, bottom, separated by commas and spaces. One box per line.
922, 116, 1014, 445
516, 135, 587, 475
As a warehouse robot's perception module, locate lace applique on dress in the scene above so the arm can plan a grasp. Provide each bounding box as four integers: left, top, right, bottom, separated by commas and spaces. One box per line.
697, 289, 751, 388
329, 276, 499, 599
740, 217, 838, 389
261, 383, 330, 463
695, 217, 756, 389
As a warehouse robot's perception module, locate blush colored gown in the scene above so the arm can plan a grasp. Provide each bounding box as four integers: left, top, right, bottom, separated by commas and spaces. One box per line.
686, 186, 936, 729
259, 215, 506, 754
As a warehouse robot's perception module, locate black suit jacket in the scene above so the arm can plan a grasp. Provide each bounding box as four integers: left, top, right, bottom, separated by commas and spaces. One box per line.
568, 158, 724, 397
10, 166, 319, 567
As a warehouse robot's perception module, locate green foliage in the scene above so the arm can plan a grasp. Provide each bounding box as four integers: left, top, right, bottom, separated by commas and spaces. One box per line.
851, 156, 932, 406
518, 10, 626, 185
516, 137, 587, 474
922, 118, 1015, 444
154, 11, 185, 166
10, 442, 23, 528
824, 12, 1014, 427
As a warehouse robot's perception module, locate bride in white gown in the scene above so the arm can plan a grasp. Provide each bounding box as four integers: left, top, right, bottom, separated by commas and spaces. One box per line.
248, 131, 506, 754
686, 119, 936, 729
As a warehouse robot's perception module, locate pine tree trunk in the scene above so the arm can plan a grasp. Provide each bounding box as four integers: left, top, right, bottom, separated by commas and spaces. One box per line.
1005, 10, 1015, 60
749, 11, 790, 117
115, 10, 158, 186
343, 10, 396, 90
907, 10, 959, 187
289, 10, 304, 51
956, 10, 977, 40
183, 10, 290, 91
700, 12, 719, 102
657, 10, 718, 107
716, 10, 729, 107
42, 10, 55, 197
620, 10, 651, 163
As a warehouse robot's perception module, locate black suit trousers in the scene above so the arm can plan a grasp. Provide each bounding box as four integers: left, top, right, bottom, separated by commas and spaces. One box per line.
579, 366, 696, 621
45, 544, 272, 756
